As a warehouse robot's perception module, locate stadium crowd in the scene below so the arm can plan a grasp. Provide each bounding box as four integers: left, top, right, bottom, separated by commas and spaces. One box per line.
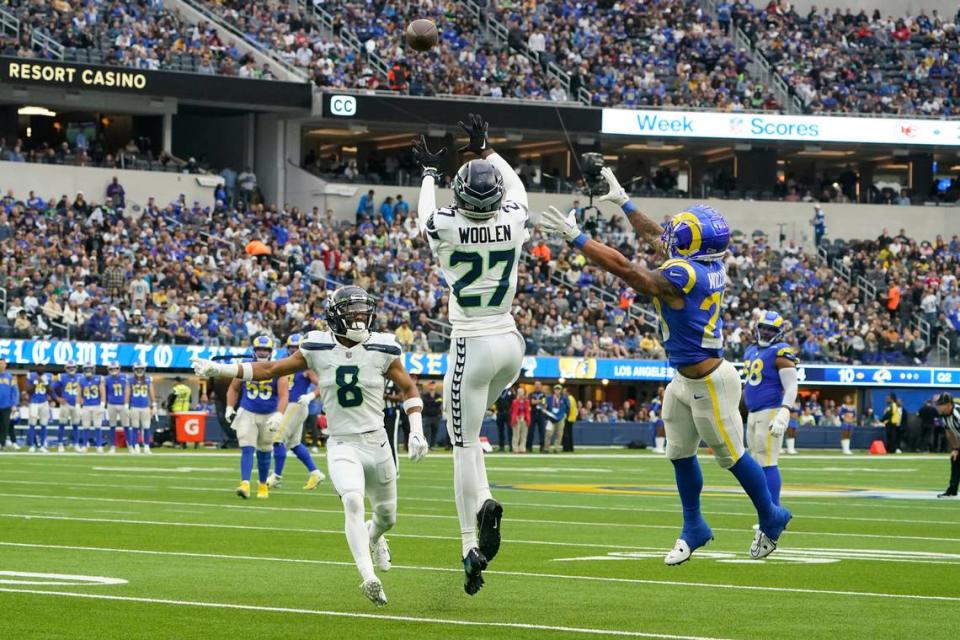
733, 1, 960, 114
2, 170, 959, 366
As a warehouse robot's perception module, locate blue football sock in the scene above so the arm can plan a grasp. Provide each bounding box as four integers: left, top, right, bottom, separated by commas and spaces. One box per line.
143, 427, 152, 446
94, 428, 103, 448
291, 443, 318, 473
27, 425, 35, 447
123, 428, 131, 445
256, 450, 271, 484
240, 446, 255, 482
71, 426, 80, 446
671, 455, 710, 540
109, 427, 117, 447
273, 442, 287, 477
762, 465, 782, 506
729, 454, 776, 523
56, 424, 65, 445
39, 426, 47, 447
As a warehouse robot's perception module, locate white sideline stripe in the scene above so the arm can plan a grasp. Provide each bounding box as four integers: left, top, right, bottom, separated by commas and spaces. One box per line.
4, 478, 957, 528
3, 542, 958, 604
4, 492, 960, 543
0, 587, 726, 640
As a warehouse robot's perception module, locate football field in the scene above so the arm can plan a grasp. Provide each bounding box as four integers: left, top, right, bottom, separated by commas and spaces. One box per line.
0, 449, 956, 639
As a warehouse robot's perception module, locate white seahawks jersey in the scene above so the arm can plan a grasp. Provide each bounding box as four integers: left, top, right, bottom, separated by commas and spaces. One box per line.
424, 201, 528, 338
299, 330, 401, 436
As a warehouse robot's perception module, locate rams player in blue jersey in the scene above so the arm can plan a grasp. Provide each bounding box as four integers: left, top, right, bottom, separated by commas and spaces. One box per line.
539, 168, 792, 563
266, 333, 325, 491
26, 370, 54, 452
78, 364, 106, 453
55, 361, 82, 451
743, 311, 799, 509
104, 362, 128, 454
125, 362, 156, 454
226, 336, 288, 499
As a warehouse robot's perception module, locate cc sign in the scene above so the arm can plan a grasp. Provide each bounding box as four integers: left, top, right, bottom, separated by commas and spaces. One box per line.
330, 95, 357, 117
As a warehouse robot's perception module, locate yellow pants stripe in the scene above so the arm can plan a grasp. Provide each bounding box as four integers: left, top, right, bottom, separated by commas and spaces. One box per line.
704, 374, 740, 464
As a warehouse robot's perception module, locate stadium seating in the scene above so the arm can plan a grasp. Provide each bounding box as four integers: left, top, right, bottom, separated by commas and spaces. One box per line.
2, 177, 957, 365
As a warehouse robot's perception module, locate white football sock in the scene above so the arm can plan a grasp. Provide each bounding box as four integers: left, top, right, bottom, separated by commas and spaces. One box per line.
786, 437, 796, 453
655, 436, 666, 451
841, 438, 850, 454
454, 445, 490, 557
341, 492, 375, 582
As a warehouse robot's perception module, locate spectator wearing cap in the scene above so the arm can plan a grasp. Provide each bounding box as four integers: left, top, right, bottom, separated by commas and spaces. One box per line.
934, 393, 960, 498
543, 384, 570, 454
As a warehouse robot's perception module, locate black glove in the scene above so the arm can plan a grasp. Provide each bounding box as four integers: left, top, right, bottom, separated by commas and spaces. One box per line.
457, 113, 489, 155
412, 135, 445, 179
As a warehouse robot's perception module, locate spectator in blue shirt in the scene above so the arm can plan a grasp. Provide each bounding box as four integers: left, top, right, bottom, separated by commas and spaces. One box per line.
544, 385, 571, 454
379, 196, 395, 226
0, 359, 18, 448
393, 194, 409, 218
356, 189, 375, 221
812, 205, 826, 247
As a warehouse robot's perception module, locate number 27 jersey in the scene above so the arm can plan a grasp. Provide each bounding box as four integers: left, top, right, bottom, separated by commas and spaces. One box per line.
299, 330, 402, 436
653, 257, 726, 368
425, 201, 528, 338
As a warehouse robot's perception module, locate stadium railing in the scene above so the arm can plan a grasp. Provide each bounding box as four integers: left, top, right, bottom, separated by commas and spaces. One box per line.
298, 0, 391, 81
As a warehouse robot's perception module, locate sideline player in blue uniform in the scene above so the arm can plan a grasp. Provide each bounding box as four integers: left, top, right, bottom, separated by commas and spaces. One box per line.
743, 310, 799, 507
104, 362, 128, 454
125, 362, 156, 454
56, 361, 82, 451
266, 333, 325, 490
26, 370, 54, 452
226, 336, 288, 499
0, 361, 18, 450
539, 169, 791, 563
79, 363, 105, 453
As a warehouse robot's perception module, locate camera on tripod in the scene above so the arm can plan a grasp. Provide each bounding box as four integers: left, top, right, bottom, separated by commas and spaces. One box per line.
581, 152, 608, 197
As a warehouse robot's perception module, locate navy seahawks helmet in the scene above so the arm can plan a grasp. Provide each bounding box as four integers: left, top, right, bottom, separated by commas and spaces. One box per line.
453, 159, 504, 220
327, 286, 376, 343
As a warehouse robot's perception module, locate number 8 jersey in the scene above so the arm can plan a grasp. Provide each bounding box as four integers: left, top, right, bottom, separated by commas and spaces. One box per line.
299, 330, 402, 436
423, 199, 528, 338
652, 257, 727, 368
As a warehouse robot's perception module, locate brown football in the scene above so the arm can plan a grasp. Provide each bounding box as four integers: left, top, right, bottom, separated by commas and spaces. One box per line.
406, 19, 439, 52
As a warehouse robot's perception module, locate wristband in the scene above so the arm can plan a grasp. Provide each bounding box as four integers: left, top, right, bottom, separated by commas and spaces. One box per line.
571, 232, 589, 249
422, 168, 440, 180
219, 362, 239, 378
402, 397, 424, 413
408, 410, 423, 433
622, 200, 637, 214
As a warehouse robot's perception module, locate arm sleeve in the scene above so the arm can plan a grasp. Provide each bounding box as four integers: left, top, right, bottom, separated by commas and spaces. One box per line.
778, 366, 798, 408
486, 152, 527, 210
417, 175, 437, 232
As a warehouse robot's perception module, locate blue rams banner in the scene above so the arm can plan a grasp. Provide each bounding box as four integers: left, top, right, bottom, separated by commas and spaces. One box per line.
2, 339, 959, 388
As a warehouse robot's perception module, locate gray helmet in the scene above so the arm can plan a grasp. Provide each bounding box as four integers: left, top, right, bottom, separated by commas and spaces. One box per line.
453, 159, 503, 220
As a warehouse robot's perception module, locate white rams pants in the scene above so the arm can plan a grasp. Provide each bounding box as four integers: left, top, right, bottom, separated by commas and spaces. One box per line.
28, 402, 50, 425
128, 407, 152, 430
747, 409, 783, 467
663, 360, 746, 469
234, 408, 274, 452
276, 401, 308, 448
326, 430, 396, 520
444, 332, 525, 447
59, 404, 80, 426
81, 406, 103, 428
107, 405, 127, 427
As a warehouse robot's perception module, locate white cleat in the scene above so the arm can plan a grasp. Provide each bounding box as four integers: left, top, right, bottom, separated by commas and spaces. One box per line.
143, 444, 152, 454
28, 446, 36, 453
133, 444, 141, 454
10, 441, 20, 451
39, 446, 49, 454
750, 530, 779, 559
266, 473, 282, 489
57, 444, 65, 453
664, 539, 693, 566
96, 446, 104, 454
652, 448, 665, 455
367, 520, 392, 572
360, 578, 387, 606
310, 446, 319, 454
843, 450, 853, 456
108, 446, 116, 454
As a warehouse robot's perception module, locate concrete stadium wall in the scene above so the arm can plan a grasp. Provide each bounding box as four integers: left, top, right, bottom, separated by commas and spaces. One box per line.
322, 181, 960, 246
0, 161, 221, 209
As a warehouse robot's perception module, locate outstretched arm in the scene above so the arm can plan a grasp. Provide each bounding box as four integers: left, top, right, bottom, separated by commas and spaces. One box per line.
597, 167, 663, 246
412, 135, 445, 232
192, 352, 308, 382
483, 150, 527, 209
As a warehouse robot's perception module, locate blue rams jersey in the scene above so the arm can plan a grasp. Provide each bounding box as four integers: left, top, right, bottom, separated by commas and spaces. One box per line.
288, 371, 312, 402
129, 375, 152, 408
105, 374, 128, 405
79, 375, 102, 406
28, 372, 54, 403
240, 378, 280, 414
743, 342, 798, 412
653, 258, 726, 368
839, 404, 857, 423
58, 373, 81, 403
0, 372, 18, 409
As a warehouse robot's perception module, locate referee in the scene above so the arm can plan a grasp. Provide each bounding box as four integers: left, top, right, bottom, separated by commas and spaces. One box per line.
934, 393, 960, 499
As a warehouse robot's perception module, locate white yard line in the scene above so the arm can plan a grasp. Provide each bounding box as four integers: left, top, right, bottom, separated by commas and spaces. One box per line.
3, 492, 959, 543
0, 587, 732, 640
1, 542, 957, 603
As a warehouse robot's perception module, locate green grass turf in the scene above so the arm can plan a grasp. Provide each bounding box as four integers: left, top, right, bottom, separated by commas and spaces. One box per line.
0, 448, 957, 639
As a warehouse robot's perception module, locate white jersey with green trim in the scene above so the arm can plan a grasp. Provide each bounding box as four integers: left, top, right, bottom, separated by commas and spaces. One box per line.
299, 330, 401, 436
418, 152, 530, 339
